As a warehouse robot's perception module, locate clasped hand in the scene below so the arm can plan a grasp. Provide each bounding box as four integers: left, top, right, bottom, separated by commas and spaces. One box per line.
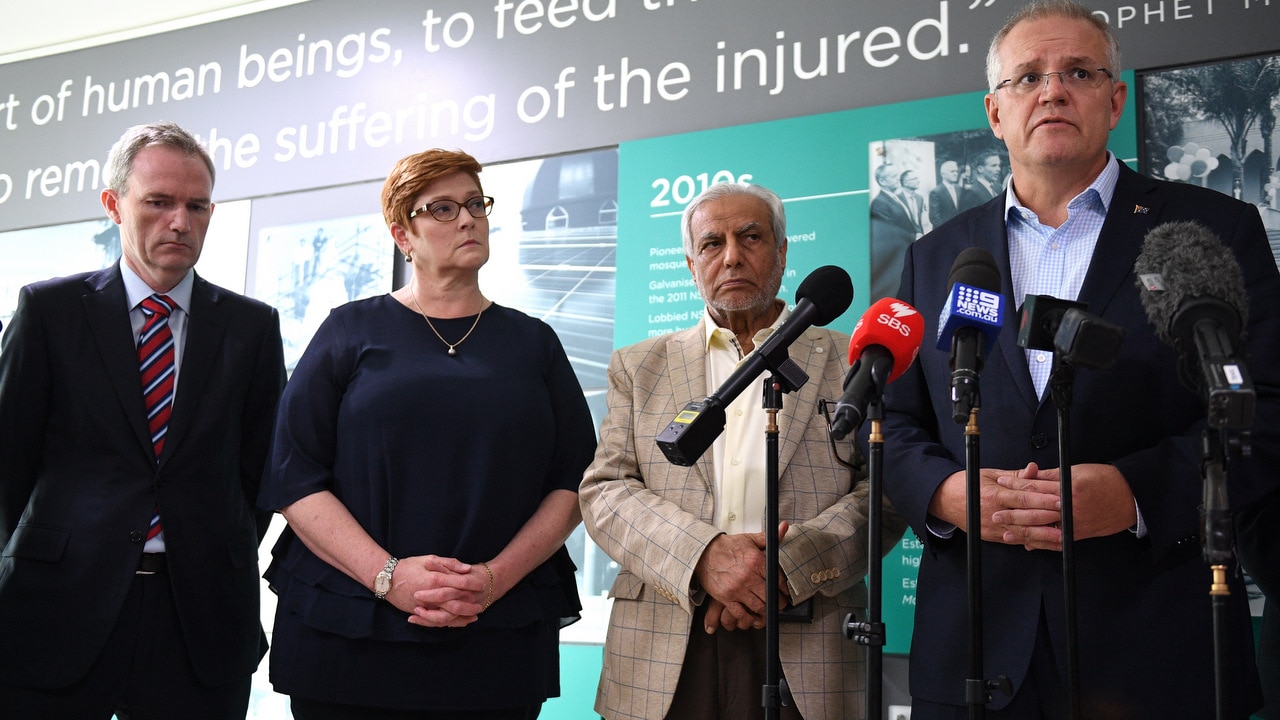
383, 555, 490, 627
934, 462, 1137, 551
694, 522, 791, 634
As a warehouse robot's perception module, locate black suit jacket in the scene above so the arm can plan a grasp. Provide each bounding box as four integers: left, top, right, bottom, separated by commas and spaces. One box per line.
0, 264, 285, 689
927, 182, 961, 228
958, 179, 999, 212
879, 163, 1280, 717
870, 190, 920, 301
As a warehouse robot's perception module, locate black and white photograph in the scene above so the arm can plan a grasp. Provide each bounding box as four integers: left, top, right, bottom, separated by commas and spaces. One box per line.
868, 131, 1007, 301
1140, 52, 1280, 260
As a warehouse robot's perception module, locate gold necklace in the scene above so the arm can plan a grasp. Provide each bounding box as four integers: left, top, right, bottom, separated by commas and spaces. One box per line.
409, 293, 485, 357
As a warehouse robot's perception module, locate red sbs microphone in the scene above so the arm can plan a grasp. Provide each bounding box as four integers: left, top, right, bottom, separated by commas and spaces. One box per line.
829, 297, 924, 439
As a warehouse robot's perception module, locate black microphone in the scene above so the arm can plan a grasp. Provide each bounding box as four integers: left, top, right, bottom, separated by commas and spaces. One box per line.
936, 248, 1003, 423
1017, 294, 1086, 352
1017, 295, 1125, 371
656, 265, 854, 466
1134, 221, 1254, 429
1054, 308, 1125, 371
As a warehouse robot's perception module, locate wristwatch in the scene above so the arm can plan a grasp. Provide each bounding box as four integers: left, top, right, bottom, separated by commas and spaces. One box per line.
373, 556, 399, 600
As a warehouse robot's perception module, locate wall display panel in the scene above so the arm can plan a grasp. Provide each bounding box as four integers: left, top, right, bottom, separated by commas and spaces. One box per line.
198, 199, 254, 293
481, 148, 618, 412
615, 81, 1137, 654
244, 181, 392, 369
1138, 52, 1280, 260
476, 148, 620, 643
4, 1, 1277, 233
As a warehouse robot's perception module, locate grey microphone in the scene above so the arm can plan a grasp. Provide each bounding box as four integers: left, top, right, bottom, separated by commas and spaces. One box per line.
1134, 221, 1254, 429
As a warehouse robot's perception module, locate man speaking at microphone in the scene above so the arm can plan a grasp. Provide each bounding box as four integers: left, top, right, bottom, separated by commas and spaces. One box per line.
878, 2, 1280, 718
580, 182, 905, 720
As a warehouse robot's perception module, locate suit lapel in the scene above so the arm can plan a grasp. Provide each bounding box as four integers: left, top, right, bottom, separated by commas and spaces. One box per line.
663, 320, 834, 491
161, 276, 226, 468
774, 329, 825, 473
666, 322, 716, 490
1078, 164, 1164, 315
83, 267, 155, 459
967, 199, 1041, 412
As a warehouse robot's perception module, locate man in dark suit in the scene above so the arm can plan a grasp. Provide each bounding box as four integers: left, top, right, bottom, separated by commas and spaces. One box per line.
0, 122, 286, 718
878, 2, 1280, 718
926, 159, 962, 229
870, 162, 921, 300
959, 150, 1004, 212
899, 169, 927, 234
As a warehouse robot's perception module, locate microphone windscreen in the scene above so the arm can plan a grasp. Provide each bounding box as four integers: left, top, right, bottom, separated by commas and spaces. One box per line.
1134, 221, 1248, 344
796, 265, 854, 327
849, 297, 924, 383
948, 247, 1001, 292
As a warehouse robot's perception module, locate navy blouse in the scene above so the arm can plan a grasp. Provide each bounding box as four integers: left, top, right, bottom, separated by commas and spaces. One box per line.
258, 296, 596, 707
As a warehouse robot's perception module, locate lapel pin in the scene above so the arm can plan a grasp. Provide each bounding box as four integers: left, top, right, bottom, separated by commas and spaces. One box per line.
1134, 205, 1149, 215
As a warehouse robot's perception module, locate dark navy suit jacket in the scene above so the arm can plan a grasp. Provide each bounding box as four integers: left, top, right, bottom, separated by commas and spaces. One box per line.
0, 264, 285, 689
879, 163, 1280, 718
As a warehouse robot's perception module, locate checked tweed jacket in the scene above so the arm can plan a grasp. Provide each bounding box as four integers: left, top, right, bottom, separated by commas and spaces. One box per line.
580, 319, 907, 720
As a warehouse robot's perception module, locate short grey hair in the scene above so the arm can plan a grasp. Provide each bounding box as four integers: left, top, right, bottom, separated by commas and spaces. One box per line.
104, 121, 215, 195
985, 0, 1121, 93
681, 182, 786, 258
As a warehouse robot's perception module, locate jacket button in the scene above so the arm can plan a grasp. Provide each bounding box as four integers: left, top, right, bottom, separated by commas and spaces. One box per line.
129, 531, 144, 543
1031, 433, 1049, 449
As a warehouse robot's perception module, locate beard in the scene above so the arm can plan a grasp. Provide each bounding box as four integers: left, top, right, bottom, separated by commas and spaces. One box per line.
701, 255, 785, 316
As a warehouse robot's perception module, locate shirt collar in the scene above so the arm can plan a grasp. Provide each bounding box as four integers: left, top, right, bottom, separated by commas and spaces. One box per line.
1004, 152, 1120, 221
120, 262, 195, 314
701, 301, 790, 354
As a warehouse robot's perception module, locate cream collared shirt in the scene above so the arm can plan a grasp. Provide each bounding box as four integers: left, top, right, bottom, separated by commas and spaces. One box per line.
702, 304, 790, 535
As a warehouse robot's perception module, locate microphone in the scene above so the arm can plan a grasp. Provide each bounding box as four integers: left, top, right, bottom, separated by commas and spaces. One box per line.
1054, 308, 1125, 371
1017, 295, 1125, 371
656, 265, 854, 466
936, 248, 1003, 423
829, 297, 924, 439
1134, 221, 1254, 429
1017, 294, 1086, 352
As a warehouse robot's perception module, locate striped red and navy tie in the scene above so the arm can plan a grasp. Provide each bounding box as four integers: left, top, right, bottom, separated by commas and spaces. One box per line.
138, 294, 175, 541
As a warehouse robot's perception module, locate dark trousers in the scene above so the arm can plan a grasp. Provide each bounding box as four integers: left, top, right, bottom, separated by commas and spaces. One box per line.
0, 572, 251, 720
664, 603, 803, 720
289, 697, 541, 720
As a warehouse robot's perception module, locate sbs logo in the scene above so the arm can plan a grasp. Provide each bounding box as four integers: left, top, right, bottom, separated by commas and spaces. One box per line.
876, 301, 918, 337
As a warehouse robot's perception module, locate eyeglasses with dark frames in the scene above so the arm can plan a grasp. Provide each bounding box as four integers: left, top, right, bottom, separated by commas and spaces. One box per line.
408, 196, 495, 222
994, 67, 1114, 96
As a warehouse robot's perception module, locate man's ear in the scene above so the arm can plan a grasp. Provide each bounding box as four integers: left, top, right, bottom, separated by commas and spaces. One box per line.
984, 93, 1005, 141
101, 188, 122, 224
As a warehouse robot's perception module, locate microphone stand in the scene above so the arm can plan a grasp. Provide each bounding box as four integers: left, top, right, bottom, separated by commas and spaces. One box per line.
953, 336, 1010, 718
962, 404, 986, 720
1200, 427, 1244, 720
1047, 360, 1082, 720
842, 394, 889, 720
762, 369, 805, 720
